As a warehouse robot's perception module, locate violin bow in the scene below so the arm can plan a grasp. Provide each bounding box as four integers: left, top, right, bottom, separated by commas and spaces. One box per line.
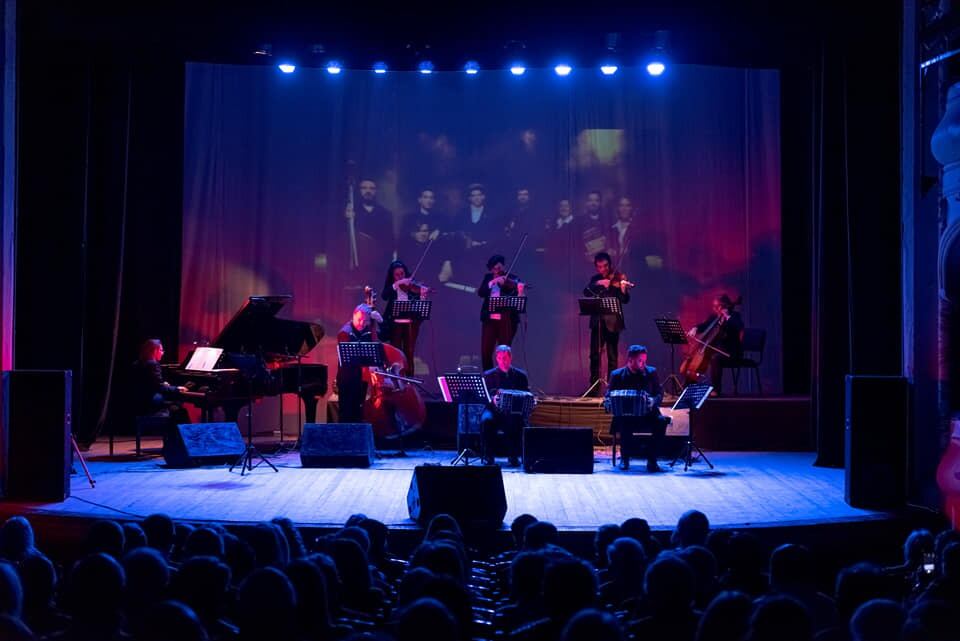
504, 232, 529, 280
408, 237, 435, 282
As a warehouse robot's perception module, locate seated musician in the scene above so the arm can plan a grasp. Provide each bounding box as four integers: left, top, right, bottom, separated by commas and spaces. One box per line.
481, 345, 529, 467
607, 344, 667, 472
336, 304, 378, 423
130, 339, 189, 423
687, 294, 744, 395
381, 260, 427, 376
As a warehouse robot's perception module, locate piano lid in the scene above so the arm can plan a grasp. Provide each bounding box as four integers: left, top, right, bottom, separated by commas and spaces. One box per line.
212, 295, 324, 358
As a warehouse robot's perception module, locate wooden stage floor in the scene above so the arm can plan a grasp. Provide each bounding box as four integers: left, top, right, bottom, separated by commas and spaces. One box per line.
9, 438, 888, 533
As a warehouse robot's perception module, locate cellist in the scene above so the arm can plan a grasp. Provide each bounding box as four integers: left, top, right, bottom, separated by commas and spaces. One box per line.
687, 294, 744, 394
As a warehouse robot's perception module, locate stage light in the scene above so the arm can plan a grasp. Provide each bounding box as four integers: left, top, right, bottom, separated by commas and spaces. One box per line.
600, 64, 618, 75
554, 64, 572, 76
646, 61, 666, 76
510, 63, 526, 76
464, 60, 480, 74
278, 63, 296, 73
418, 61, 435, 75
326, 60, 343, 74
373, 61, 388, 74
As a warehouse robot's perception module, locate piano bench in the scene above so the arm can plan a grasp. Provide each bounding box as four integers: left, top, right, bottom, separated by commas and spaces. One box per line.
134, 415, 171, 457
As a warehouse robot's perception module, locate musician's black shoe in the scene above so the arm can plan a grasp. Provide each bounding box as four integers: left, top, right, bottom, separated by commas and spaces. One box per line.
619, 458, 630, 471
647, 461, 663, 473
508, 457, 521, 468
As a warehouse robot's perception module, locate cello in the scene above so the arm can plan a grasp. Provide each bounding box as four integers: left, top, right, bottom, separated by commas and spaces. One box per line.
359, 286, 427, 441
679, 296, 743, 384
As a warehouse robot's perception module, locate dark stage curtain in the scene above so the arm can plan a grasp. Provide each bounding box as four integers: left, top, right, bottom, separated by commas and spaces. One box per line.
182, 64, 783, 396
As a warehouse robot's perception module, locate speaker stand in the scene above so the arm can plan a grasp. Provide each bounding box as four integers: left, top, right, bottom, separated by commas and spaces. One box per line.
71, 435, 95, 488
230, 394, 278, 476
450, 447, 480, 466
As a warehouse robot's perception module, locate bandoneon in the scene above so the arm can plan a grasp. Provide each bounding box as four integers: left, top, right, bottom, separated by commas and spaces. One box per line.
493, 389, 536, 422
604, 389, 653, 417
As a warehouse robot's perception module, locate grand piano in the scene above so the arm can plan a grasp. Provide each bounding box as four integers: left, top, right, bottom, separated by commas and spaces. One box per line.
164, 295, 328, 424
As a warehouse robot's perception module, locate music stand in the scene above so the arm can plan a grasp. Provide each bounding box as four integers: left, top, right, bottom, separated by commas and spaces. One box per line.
438, 373, 491, 465
337, 341, 386, 368
669, 383, 715, 471
488, 296, 527, 315
391, 300, 433, 321
578, 297, 623, 397
654, 318, 688, 396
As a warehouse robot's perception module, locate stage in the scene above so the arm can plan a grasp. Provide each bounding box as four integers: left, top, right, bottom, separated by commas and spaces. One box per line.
10, 438, 884, 533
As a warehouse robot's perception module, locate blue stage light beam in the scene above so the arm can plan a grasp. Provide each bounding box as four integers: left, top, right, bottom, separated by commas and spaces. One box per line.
373, 61, 388, 74
278, 63, 296, 73
554, 63, 572, 76
418, 61, 435, 75
464, 60, 480, 75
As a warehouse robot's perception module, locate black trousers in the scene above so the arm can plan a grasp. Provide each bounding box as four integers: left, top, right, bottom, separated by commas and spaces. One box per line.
589, 323, 620, 390
480, 409, 523, 462
709, 355, 738, 393
481, 317, 519, 370
612, 414, 668, 466
389, 321, 420, 376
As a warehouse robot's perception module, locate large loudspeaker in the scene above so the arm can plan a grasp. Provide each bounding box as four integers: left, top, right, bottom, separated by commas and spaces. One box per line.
845, 375, 908, 509
300, 423, 375, 468
162, 422, 246, 468
523, 426, 594, 474
0, 370, 72, 501
407, 465, 507, 529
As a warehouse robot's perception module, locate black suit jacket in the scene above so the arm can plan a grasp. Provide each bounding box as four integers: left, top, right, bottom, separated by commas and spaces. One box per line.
478, 272, 523, 322
695, 311, 744, 356
483, 366, 530, 395
130, 359, 178, 415
584, 273, 631, 332
607, 365, 662, 413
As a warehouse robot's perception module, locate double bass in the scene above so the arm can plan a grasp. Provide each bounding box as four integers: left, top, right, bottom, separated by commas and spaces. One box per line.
679, 297, 742, 384
360, 286, 427, 440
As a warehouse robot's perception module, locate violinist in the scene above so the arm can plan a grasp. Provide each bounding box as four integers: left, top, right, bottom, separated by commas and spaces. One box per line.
687, 294, 744, 394
336, 304, 378, 422
380, 260, 429, 376
481, 345, 529, 467
478, 254, 525, 371
584, 251, 632, 395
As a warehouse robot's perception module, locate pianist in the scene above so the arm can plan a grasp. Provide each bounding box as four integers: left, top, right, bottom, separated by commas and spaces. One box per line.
606, 344, 667, 472
480, 345, 529, 467
131, 339, 189, 422
336, 304, 378, 423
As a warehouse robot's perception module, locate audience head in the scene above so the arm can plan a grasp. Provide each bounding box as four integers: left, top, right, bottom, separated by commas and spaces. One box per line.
644, 553, 695, 614
123, 522, 148, 552
65, 553, 125, 625
770, 543, 815, 590
903, 529, 935, 567
607, 537, 646, 583
524, 521, 559, 550
0, 562, 22, 619
677, 544, 719, 606
673, 510, 710, 548
183, 527, 224, 560
286, 558, 333, 634
850, 599, 905, 641
272, 517, 307, 559
902, 599, 953, 641
594, 524, 622, 568
934, 528, 960, 568
748, 594, 813, 641
142, 600, 209, 641
329, 537, 372, 600
0, 517, 36, 563
237, 567, 297, 638
543, 556, 597, 622
223, 532, 256, 584
17, 553, 55, 614
510, 551, 548, 603
122, 547, 170, 609
835, 563, 888, 620
336, 526, 372, 555
143, 514, 176, 556
357, 517, 390, 563
86, 519, 126, 559
560, 608, 625, 641
411, 541, 466, 584
246, 522, 289, 568
697, 590, 753, 641
511, 514, 538, 549
396, 597, 458, 641
425, 514, 463, 543
171, 556, 231, 621
940, 541, 960, 579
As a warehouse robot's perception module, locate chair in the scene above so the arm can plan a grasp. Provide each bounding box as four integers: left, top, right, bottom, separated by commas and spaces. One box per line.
722, 328, 766, 395
611, 415, 672, 467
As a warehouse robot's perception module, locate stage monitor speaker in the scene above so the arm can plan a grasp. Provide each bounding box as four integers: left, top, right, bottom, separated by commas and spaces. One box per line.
844, 375, 908, 509
162, 422, 245, 468
523, 426, 594, 474
0, 370, 72, 501
407, 465, 507, 529
300, 423, 375, 468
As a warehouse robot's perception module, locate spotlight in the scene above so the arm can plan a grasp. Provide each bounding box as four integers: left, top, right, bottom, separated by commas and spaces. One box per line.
554, 64, 572, 76
373, 61, 388, 74
464, 60, 480, 75
510, 63, 526, 76
326, 60, 343, 74
254, 43, 272, 57
418, 61, 435, 74
278, 63, 296, 73
600, 64, 619, 75
646, 61, 665, 76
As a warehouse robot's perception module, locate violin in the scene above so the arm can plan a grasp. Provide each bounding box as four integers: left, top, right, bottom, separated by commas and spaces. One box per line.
609, 271, 636, 290
395, 278, 433, 296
